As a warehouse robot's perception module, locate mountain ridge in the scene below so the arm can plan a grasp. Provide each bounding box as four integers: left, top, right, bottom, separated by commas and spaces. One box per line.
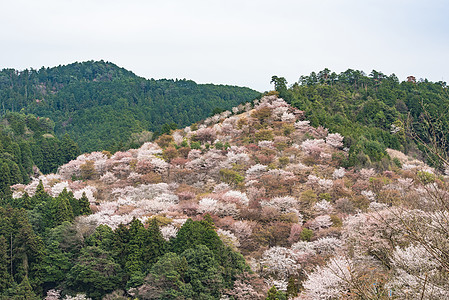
0, 60, 261, 152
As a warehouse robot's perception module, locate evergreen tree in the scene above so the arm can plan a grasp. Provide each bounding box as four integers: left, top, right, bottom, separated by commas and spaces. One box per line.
0, 235, 12, 292
9, 208, 45, 293
11, 276, 40, 300
78, 192, 91, 215
170, 218, 222, 255
145, 218, 166, 266
0, 163, 12, 201
266, 285, 286, 300
67, 246, 121, 300
140, 252, 191, 299
18, 193, 32, 210
182, 244, 223, 298
85, 225, 116, 252
31, 180, 49, 205
112, 223, 130, 269
125, 218, 147, 287
18, 142, 33, 177
6, 161, 23, 185
51, 193, 74, 226
59, 133, 80, 164
42, 240, 71, 285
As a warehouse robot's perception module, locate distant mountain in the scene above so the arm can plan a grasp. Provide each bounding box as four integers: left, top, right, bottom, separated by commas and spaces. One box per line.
0, 60, 260, 152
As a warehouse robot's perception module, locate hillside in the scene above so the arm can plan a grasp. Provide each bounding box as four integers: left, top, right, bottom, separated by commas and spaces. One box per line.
0, 111, 79, 192
0, 61, 260, 152
4, 95, 449, 299
274, 70, 449, 170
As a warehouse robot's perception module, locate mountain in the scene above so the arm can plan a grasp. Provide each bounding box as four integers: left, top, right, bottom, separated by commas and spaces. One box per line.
0, 61, 260, 152
5, 95, 448, 299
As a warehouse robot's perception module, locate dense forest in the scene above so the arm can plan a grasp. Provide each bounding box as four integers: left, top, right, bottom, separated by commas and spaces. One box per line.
0, 188, 246, 299
0, 112, 79, 190
272, 70, 449, 169
0, 61, 260, 152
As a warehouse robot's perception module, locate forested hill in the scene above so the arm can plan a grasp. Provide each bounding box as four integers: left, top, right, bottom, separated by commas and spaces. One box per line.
272, 70, 449, 170
0, 61, 260, 152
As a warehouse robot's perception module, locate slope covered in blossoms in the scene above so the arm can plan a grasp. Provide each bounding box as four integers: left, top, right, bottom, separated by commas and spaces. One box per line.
12, 95, 449, 299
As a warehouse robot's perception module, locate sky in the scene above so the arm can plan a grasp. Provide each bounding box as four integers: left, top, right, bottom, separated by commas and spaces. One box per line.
0, 0, 448, 92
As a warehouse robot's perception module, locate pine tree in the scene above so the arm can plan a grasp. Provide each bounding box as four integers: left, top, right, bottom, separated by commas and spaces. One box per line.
7, 161, 23, 185
0, 163, 12, 200
19, 142, 33, 176
59, 133, 80, 164
78, 192, 91, 215
67, 246, 121, 299
125, 218, 146, 287
31, 180, 49, 205
19, 192, 32, 210
112, 224, 129, 270
266, 286, 286, 300
51, 192, 74, 226
0, 235, 12, 291
170, 218, 222, 255
12, 276, 40, 300
145, 218, 166, 266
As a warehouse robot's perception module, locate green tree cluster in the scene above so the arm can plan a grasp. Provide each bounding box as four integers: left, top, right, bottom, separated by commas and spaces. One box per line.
279, 69, 449, 168
0, 112, 80, 195
0, 61, 260, 153
0, 181, 247, 300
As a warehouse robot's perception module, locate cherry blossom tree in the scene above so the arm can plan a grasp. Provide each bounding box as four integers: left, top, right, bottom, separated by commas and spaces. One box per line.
308, 215, 333, 231
325, 133, 344, 148
260, 246, 300, 279
160, 225, 178, 241
301, 139, 326, 157
302, 256, 351, 299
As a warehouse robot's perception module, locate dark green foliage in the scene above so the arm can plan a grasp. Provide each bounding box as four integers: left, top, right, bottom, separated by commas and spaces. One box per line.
50, 191, 74, 226
170, 217, 248, 293
123, 218, 167, 288
141, 252, 192, 300
266, 285, 286, 300
42, 240, 71, 285
67, 246, 122, 300
10, 276, 40, 300
0, 235, 12, 291
0, 207, 45, 294
78, 192, 91, 215
284, 69, 449, 168
0, 61, 260, 153
0, 112, 80, 191
0, 163, 12, 200
181, 245, 223, 298
59, 133, 81, 164
271, 76, 288, 98
170, 218, 222, 255
0, 196, 249, 299
299, 228, 313, 242
286, 277, 298, 299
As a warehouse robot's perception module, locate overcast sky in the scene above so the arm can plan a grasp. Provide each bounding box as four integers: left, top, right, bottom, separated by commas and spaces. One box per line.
1, 0, 448, 91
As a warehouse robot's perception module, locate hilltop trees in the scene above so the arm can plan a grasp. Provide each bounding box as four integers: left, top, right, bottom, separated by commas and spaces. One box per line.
0, 61, 260, 152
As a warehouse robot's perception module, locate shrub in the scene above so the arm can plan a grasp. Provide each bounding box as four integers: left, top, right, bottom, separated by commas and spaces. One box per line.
219, 169, 244, 185
300, 228, 313, 241
255, 129, 274, 141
